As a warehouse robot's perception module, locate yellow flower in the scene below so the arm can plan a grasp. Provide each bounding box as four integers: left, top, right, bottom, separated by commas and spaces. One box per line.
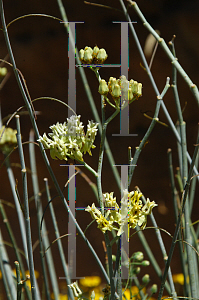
122, 286, 146, 299
80, 276, 101, 288
172, 273, 184, 285
51, 293, 68, 300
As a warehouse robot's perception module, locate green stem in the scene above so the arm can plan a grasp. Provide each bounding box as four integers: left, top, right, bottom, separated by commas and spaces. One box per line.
29, 131, 52, 300
44, 178, 75, 300
104, 232, 115, 300
157, 130, 199, 300
15, 115, 38, 300
170, 39, 198, 299
167, 149, 190, 297
129, 78, 170, 184
56, 0, 121, 190
97, 109, 120, 214
128, 0, 199, 106
4, 156, 29, 264
0, 200, 31, 300
74, 159, 98, 178
0, 0, 109, 283
15, 261, 22, 300
120, 0, 199, 180
0, 230, 16, 300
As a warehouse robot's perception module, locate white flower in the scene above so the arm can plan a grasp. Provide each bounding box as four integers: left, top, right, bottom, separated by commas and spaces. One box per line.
38, 115, 98, 161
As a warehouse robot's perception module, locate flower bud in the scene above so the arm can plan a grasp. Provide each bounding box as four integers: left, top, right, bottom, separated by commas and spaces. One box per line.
93, 46, 99, 58
112, 83, 121, 98
137, 83, 142, 96
84, 48, 93, 63
108, 77, 116, 92
142, 274, 150, 284
79, 49, 85, 62
128, 88, 134, 101
0, 67, 7, 78
96, 48, 108, 63
150, 284, 158, 294
0, 126, 17, 155
98, 79, 109, 95
142, 260, 150, 266
134, 267, 141, 274
112, 255, 116, 262
133, 251, 144, 261
130, 80, 138, 95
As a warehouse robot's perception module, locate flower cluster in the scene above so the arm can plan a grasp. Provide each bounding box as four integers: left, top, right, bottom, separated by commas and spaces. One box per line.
79, 46, 108, 64
0, 126, 17, 155
98, 75, 142, 108
85, 190, 157, 235
38, 115, 99, 161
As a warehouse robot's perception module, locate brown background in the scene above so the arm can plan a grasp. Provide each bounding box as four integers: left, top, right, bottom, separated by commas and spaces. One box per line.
0, 0, 199, 297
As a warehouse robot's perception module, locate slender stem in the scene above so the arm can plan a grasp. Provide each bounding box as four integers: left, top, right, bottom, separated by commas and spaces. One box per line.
157, 129, 199, 300
189, 143, 199, 215
135, 187, 173, 295
4, 156, 29, 265
120, 0, 199, 180
44, 178, 74, 300
170, 39, 198, 299
167, 149, 189, 297
97, 109, 120, 214
74, 158, 98, 178
129, 78, 170, 184
15, 261, 22, 300
15, 115, 38, 300
0, 230, 16, 300
0, 0, 109, 283
0, 199, 31, 300
104, 232, 115, 300
127, 0, 199, 106
56, 0, 121, 189
29, 132, 52, 300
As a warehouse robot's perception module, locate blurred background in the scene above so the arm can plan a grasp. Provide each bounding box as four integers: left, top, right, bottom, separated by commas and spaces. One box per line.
0, 0, 199, 297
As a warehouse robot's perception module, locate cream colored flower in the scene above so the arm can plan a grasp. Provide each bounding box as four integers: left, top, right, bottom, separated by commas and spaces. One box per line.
38, 115, 98, 161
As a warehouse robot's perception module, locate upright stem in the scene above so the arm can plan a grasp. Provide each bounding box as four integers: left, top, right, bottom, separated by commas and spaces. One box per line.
0, 0, 109, 283
120, 0, 199, 180
157, 130, 199, 300
15, 115, 38, 300
170, 40, 198, 299
104, 232, 115, 300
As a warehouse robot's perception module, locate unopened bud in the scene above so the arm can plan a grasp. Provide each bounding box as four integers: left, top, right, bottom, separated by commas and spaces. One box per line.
108, 77, 116, 92
112, 83, 121, 98
150, 284, 158, 294
99, 79, 109, 95
142, 260, 150, 266
142, 274, 150, 284
96, 48, 108, 63
134, 267, 141, 274
128, 88, 134, 101
112, 255, 116, 262
79, 49, 85, 61
133, 251, 144, 261
84, 48, 93, 63
93, 46, 99, 58
137, 83, 142, 96
0, 67, 7, 77
130, 80, 138, 95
